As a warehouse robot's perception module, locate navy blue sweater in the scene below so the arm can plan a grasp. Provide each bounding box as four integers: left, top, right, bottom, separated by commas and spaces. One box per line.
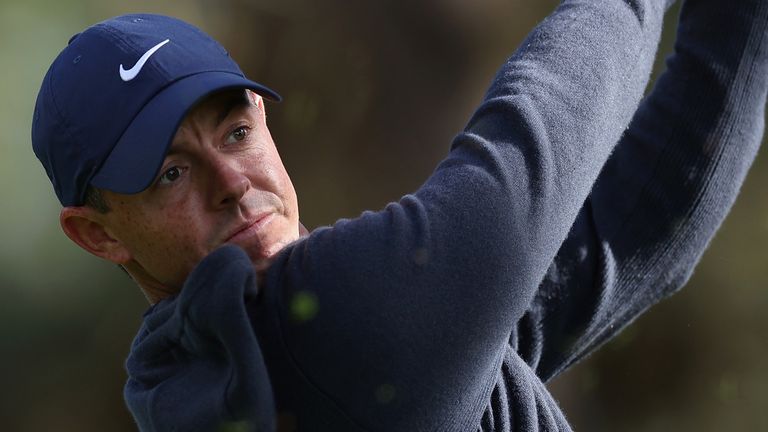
124, 0, 768, 430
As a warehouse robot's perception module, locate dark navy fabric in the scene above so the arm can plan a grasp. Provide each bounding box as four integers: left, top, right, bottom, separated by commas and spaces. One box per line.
125, 247, 276, 432
124, 0, 768, 430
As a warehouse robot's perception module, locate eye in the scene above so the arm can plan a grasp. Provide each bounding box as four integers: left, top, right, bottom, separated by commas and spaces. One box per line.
226, 126, 249, 145
157, 166, 186, 185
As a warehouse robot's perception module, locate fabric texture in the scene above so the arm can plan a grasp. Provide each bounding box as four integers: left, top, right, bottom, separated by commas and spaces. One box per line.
124, 0, 768, 430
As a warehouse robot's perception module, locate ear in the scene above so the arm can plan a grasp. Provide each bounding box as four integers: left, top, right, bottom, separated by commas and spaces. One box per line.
59, 207, 132, 265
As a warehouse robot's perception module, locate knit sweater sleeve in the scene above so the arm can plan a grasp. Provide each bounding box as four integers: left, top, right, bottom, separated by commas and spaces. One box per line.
248, 1, 671, 430
513, 0, 768, 382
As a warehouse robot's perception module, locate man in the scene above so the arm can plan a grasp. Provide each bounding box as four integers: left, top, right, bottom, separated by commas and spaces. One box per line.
31, 0, 767, 430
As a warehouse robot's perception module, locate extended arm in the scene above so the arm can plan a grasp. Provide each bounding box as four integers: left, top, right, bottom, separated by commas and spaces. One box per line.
514, 0, 768, 382
125, 1, 680, 430
250, 1, 672, 430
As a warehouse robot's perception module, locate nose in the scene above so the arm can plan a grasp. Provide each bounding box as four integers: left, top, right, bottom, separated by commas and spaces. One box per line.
208, 156, 250, 209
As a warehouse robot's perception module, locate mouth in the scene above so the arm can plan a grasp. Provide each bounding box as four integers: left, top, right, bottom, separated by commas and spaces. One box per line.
224, 211, 275, 244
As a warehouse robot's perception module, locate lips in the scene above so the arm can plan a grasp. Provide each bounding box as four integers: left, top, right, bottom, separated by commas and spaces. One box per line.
224, 212, 275, 244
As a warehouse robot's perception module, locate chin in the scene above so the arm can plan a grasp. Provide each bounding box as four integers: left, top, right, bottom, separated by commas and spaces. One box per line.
243, 237, 280, 259
240, 245, 275, 274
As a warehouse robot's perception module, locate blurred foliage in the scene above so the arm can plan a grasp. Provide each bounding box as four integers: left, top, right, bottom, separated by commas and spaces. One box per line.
1, 0, 765, 430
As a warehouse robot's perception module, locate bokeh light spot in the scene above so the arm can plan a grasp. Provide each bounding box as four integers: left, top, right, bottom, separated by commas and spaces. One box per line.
375, 383, 397, 404
716, 375, 740, 404
290, 290, 319, 323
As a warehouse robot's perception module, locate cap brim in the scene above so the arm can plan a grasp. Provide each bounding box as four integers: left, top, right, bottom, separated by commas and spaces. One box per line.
90, 71, 280, 195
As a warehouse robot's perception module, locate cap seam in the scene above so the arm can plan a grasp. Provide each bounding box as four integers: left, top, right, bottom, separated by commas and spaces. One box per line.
47, 60, 90, 205
55, 23, 134, 205
47, 61, 79, 152
97, 21, 137, 53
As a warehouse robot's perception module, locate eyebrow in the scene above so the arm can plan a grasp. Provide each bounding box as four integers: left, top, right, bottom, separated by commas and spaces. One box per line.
215, 91, 253, 128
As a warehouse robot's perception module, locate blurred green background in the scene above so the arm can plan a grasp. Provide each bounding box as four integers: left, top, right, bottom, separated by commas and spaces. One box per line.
2, 0, 766, 430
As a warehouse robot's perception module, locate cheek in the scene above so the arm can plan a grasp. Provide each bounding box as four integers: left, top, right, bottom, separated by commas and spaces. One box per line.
244, 150, 297, 211
282, 174, 299, 221
263, 148, 298, 211
116, 203, 210, 285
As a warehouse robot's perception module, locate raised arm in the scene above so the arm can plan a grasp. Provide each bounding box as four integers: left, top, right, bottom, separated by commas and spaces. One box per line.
514, 0, 768, 382
248, 1, 673, 429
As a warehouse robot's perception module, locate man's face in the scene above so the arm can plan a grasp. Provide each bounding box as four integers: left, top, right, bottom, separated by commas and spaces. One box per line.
99, 89, 300, 291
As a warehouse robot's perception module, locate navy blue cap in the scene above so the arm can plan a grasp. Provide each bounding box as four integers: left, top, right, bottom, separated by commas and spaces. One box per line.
31, 14, 281, 207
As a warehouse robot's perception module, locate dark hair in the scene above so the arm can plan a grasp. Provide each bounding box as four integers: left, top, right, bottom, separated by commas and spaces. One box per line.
84, 186, 111, 213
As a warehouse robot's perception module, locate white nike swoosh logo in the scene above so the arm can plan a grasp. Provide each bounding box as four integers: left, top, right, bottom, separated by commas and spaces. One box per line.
119, 39, 170, 82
